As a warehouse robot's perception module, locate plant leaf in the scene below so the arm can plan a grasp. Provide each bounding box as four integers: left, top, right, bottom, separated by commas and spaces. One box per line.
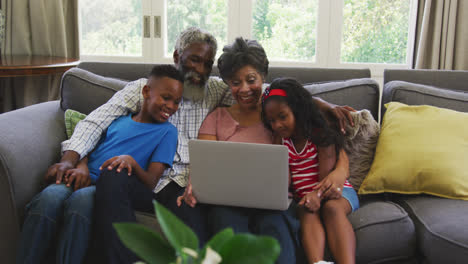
200, 228, 234, 260
205, 228, 234, 252
153, 200, 199, 251
218, 234, 280, 264
114, 222, 175, 264
201, 247, 222, 264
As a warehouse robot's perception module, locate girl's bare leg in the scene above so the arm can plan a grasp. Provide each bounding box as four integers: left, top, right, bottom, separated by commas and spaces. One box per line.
298, 207, 326, 264
321, 198, 355, 264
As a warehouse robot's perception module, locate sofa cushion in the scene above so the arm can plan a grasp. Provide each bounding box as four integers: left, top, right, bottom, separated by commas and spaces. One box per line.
60, 68, 128, 114
64, 109, 87, 138
288, 197, 417, 264
304, 78, 380, 121
382, 81, 468, 117
343, 110, 380, 192
349, 198, 417, 264
395, 195, 468, 264
359, 102, 468, 200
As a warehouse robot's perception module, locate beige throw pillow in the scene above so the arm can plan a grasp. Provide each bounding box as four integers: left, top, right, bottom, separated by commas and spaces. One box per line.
342, 110, 380, 191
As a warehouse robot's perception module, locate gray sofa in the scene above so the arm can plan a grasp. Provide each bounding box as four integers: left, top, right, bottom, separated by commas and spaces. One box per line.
381, 69, 468, 264
0, 62, 465, 263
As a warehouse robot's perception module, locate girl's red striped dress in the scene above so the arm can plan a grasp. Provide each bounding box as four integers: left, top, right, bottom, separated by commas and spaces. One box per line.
283, 138, 352, 198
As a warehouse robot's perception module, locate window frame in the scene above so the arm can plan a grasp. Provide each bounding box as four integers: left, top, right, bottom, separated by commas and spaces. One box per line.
79, 0, 418, 79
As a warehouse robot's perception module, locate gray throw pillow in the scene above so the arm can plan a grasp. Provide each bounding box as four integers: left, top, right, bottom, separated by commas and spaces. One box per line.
343, 110, 380, 192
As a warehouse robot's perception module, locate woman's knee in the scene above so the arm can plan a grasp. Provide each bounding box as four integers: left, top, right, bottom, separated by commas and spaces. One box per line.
211, 206, 243, 219
210, 206, 248, 232
256, 210, 285, 227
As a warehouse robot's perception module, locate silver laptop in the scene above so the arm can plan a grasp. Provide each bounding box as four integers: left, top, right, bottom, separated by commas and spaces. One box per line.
188, 139, 290, 210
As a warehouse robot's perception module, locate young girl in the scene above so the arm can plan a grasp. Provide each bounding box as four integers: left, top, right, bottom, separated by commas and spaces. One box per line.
261, 78, 359, 264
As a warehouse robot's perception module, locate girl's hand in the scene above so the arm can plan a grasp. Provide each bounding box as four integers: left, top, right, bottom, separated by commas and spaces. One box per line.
65, 166, 91, 191
298, 191, 321, 213
316, 168, 347, 200
100, 155, 136, 176
177, 183, 198, 208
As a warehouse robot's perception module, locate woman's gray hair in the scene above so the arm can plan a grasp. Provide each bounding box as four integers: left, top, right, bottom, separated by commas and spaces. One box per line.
217, 37, 269, 81
174, 27, 218, 56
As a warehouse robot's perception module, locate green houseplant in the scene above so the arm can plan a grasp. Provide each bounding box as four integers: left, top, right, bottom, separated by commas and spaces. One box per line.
114, 201, 280, 264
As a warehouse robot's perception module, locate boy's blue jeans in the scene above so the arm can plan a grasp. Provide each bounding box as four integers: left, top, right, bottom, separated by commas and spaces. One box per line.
93, 168, 210, 264
16, 184, 95, 264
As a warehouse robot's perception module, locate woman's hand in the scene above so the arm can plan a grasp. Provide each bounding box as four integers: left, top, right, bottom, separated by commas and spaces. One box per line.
298, 191, 321, 213
316, 167, 347, 200
65, 166, 91, 191
177, 183, 198, 208
326, 104, 355, 134
100, 155, 136, 176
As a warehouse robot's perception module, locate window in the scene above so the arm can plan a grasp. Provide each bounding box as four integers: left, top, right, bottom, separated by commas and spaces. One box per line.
79, 0, 417, 76
341, 0, 412, 64
251, 0, 319, 62
80, 0, 143, 57
166, 0, 228, 57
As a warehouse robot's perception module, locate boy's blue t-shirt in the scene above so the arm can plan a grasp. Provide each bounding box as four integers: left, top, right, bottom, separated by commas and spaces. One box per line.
87, 114, 178, 182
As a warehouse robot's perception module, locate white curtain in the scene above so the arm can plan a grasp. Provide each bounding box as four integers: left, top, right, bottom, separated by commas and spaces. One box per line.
414, 0, 468, 70
1, 0, 79, 112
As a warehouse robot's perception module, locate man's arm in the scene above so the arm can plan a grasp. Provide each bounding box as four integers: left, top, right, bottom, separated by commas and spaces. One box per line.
61, 79, 146, 161
312, 97, 355, 134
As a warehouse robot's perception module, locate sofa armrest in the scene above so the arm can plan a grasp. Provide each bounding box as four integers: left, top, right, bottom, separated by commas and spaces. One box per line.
0, 101, 65, 262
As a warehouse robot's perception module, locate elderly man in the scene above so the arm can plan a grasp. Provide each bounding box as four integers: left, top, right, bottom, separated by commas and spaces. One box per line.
38, 27, 352, 263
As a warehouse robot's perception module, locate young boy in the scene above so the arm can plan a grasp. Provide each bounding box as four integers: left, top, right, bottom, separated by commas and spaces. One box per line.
93, 64, 184, 263
16, 65, 183, 264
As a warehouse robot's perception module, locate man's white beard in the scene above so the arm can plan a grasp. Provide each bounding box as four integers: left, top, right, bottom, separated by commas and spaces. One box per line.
183, 80, 206, 102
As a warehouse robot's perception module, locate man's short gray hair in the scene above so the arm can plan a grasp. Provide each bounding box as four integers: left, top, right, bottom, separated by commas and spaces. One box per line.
174, 27, 218, 57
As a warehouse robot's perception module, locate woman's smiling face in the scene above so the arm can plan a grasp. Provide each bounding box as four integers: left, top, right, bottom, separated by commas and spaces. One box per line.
226, 65, 264, 110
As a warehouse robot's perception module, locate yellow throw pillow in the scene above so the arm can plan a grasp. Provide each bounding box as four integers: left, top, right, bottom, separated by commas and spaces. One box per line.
359, 102, 468, 200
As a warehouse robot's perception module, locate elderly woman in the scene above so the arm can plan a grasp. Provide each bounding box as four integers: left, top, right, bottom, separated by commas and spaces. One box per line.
179, 37, 351, 264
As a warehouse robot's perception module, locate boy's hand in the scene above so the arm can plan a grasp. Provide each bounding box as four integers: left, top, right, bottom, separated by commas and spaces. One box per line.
100, 155, 136, 176
316, 169, 346, 200
44, 161, 74, 184
177, 183, 197, 208
298, 191, 321, 213
65, 167, 91, 191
